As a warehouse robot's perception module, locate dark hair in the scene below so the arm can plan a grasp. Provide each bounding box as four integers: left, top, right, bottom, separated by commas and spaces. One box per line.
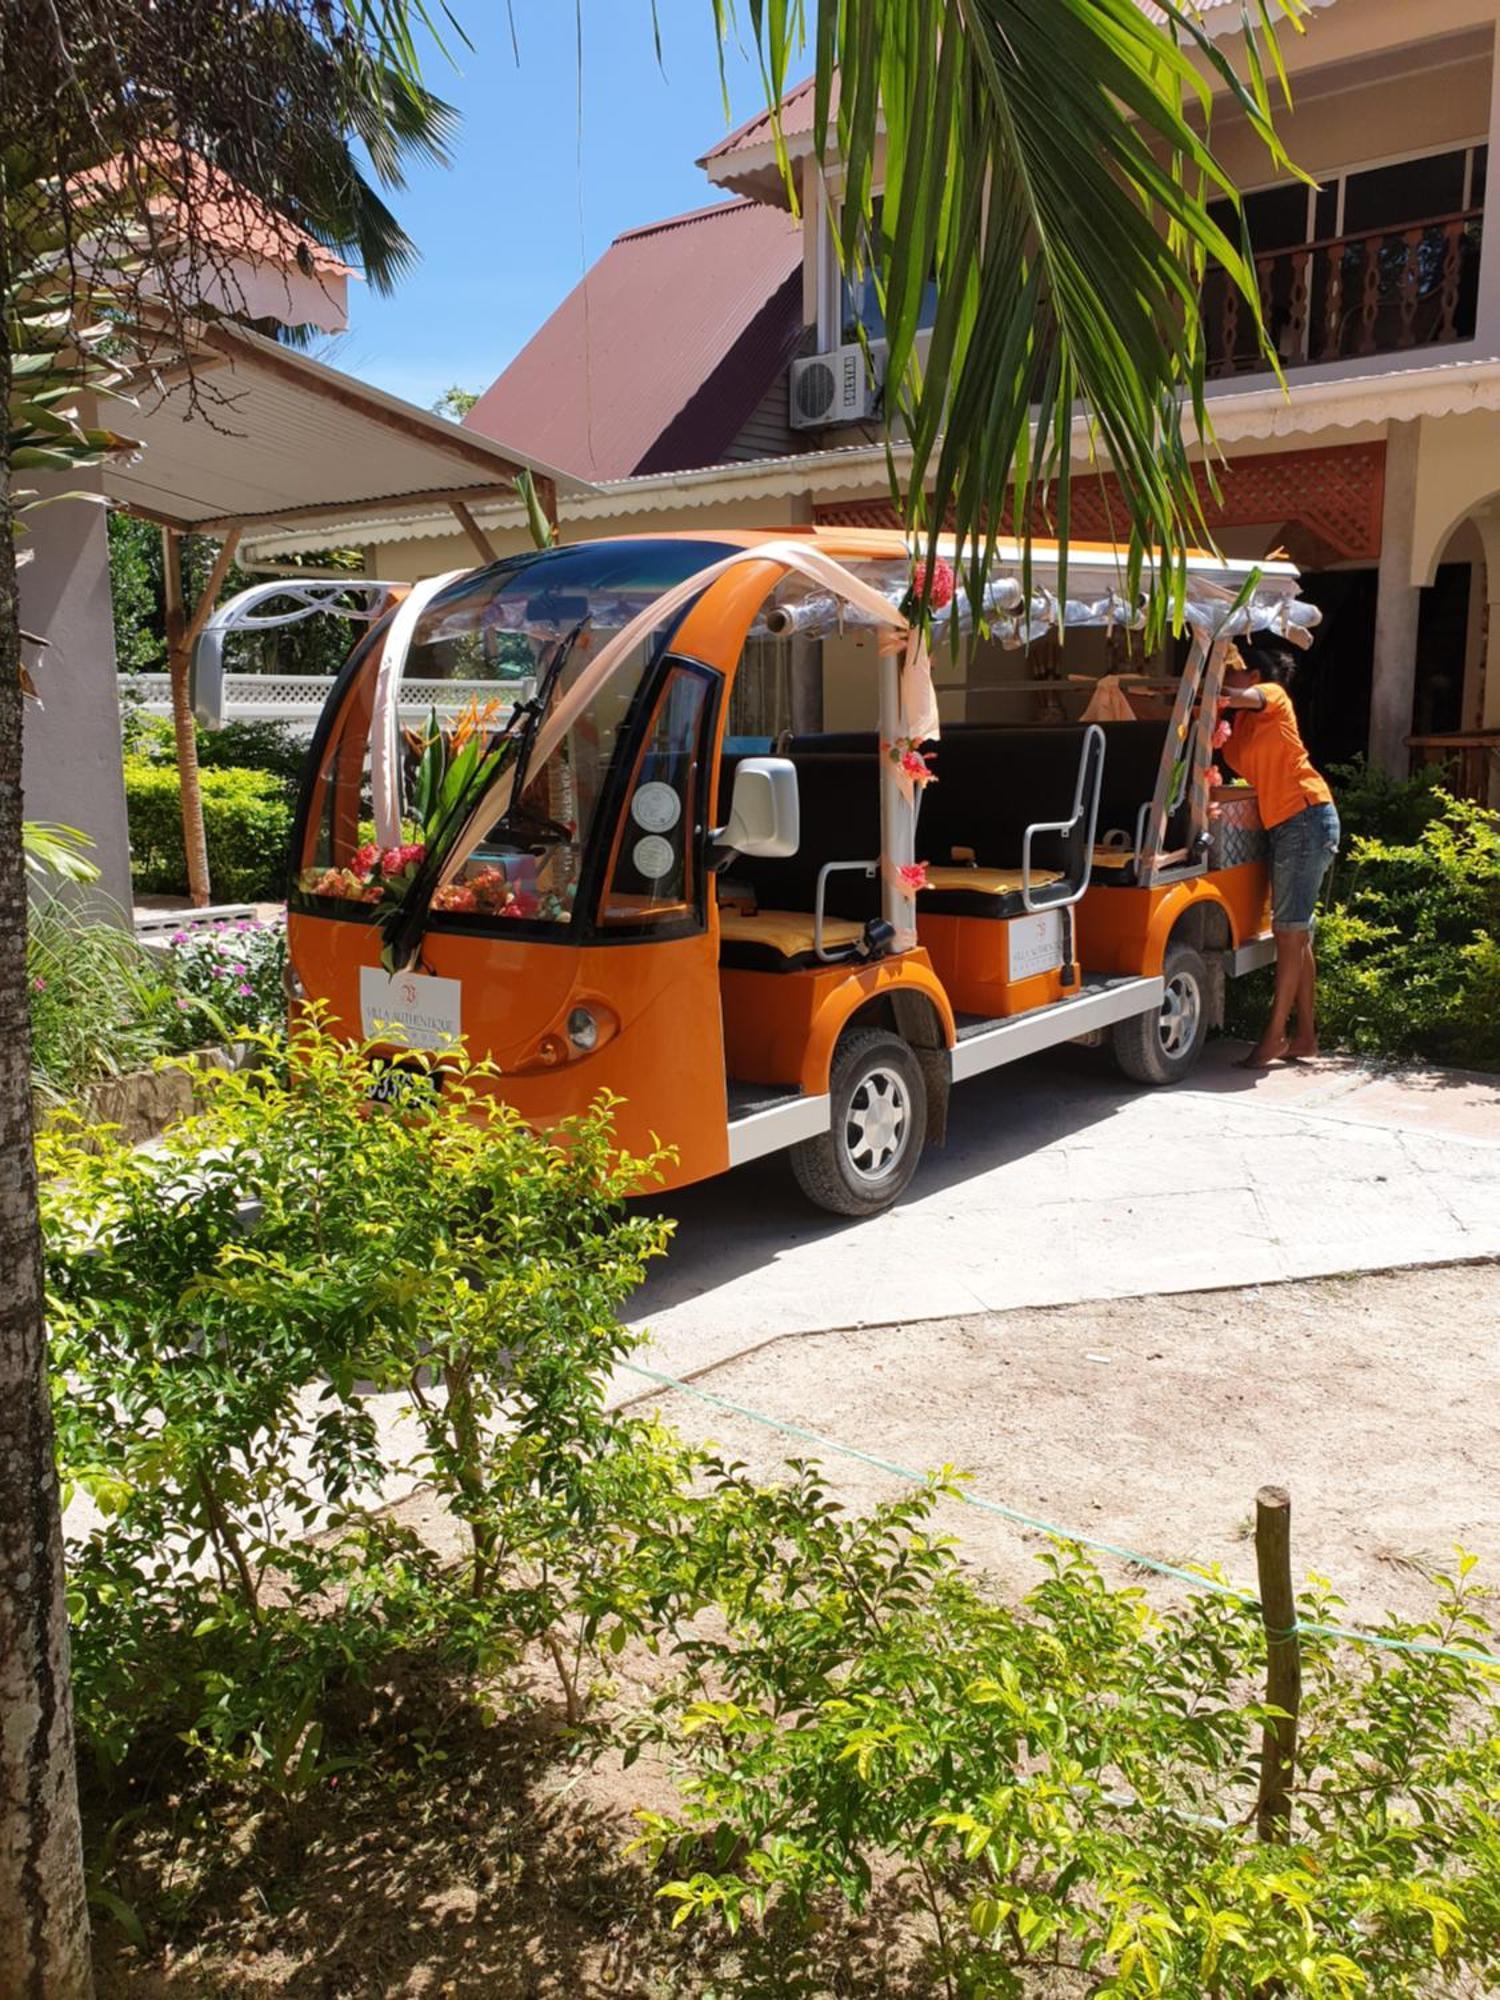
1241, 641, 1298, 689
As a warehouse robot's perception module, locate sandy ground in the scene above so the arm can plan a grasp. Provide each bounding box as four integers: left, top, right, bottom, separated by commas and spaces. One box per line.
622, 1259, 1500, 1634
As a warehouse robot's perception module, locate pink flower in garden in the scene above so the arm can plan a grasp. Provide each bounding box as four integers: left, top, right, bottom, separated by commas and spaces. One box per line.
176, 998, 192, 1012
236, 983, 254, 997
31, 976, 45, 992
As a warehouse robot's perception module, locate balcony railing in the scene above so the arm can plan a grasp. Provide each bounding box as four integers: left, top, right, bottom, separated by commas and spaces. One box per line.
1204, 208, 1483, 378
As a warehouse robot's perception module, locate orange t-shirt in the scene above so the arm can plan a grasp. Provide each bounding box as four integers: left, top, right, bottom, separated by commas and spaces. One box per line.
1221, 684, 1332, 830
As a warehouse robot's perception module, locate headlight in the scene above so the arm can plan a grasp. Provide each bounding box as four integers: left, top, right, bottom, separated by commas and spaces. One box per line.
567, 1006, 599, 1052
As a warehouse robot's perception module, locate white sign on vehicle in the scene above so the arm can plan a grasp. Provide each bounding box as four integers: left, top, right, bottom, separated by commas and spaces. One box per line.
1005, 907, 1064, 982
359, 967, 463, 1050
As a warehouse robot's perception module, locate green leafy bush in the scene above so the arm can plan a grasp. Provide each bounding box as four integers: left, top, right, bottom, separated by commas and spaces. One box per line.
1228, 778, 1500, 1070
124, 756, 294, 900
27, 900, 217, 1096
124, 710, 307, 793
40, 1015, 678, 1784
634, 1466, 1500, 1998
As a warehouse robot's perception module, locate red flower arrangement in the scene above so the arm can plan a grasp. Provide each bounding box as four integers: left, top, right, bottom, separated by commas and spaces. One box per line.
432, 866, 539, 918
896, 860, 930, 893
300, 840, 428, 907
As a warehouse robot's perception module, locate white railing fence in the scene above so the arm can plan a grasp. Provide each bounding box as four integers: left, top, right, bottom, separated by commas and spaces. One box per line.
124, 675, 535, 736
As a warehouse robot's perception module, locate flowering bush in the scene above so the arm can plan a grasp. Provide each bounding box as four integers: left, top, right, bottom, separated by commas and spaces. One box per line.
168, 916, 288, 1037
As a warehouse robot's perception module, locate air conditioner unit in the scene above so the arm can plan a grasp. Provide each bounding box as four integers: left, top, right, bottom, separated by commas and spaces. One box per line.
789, 343, 882, 429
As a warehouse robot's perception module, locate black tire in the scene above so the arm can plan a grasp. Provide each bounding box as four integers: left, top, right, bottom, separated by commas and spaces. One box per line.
789, 1028, 928, 1217
1112, 942, 1211, 1086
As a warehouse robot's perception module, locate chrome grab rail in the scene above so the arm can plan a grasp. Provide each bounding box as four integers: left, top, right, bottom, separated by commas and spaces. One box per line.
1021, 723, 1107, 913
814, 860, 879, 961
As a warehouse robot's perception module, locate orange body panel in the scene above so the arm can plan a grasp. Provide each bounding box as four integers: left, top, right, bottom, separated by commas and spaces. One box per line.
289, 911, 732, 1189
1074, 864, 1271, 976
719, 950, 955, 1095
915, 912, 1066, 1018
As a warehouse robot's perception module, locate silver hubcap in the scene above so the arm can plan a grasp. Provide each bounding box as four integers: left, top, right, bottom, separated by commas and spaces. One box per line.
845, 1065, 911, 1182
1158, 971, 1201, 1058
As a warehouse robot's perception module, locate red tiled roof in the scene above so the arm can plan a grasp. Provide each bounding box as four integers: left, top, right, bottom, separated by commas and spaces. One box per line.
463, 199, 803, 482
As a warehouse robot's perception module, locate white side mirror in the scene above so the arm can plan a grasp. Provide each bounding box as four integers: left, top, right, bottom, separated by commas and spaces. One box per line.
718, 757, 800, 859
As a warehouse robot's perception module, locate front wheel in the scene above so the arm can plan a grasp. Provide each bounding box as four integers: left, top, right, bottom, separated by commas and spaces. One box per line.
1113, 942, 1210, 1085
789, 1028, 928, 1217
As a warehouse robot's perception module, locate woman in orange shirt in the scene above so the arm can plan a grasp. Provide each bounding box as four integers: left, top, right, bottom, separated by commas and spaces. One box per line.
1220, 642, 1340, 1067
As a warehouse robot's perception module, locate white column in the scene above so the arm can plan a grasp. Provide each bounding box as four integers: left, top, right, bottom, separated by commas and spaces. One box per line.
1476, 27, 1500, 350
1369, 419, 1423, 777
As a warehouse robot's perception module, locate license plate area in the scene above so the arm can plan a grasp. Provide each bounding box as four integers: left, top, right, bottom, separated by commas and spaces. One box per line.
366, 1061, 443, 1108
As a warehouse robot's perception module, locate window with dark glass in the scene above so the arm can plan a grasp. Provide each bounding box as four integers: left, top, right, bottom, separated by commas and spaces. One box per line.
839, 195, 939, 345
598, 664, 715, 927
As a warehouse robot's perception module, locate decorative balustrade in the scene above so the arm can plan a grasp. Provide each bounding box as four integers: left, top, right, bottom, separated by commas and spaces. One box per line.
1205, 208, 1483, 378
123, 674, 534, 735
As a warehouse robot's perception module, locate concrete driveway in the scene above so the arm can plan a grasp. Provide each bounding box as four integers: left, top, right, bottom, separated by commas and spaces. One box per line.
629, 1044, 1500, 1377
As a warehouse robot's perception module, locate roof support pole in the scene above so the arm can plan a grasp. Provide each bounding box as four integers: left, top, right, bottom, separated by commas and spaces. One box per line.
533, 475, 559, 539
450, 501, 498, 566
162, 525, 241, 908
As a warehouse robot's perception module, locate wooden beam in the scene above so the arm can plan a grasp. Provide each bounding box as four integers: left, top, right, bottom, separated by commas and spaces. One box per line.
533, 474, 560, 539
183, 528, 243, 650
451, 501, 498, 566
162, 528, 213, 909
187, 483, 520, 537
198, 323, 544, 483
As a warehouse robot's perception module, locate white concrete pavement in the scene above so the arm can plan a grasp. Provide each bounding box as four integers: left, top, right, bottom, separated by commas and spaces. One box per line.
627, 1044, 1500, 1379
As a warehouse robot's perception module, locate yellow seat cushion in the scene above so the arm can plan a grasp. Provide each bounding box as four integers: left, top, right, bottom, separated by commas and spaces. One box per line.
925, 865, 1062, 895
1090, 845, 1135, 871
718, 908, 865, 958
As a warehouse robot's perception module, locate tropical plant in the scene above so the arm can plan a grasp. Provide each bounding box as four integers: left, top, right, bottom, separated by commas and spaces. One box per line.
634, 1468, 1500, 1997
1, 8, 469, 1986
22, 820, 99, 886
39, 1014, 680, 1780
724, 0, 1304, 622
124, 757, 296, 901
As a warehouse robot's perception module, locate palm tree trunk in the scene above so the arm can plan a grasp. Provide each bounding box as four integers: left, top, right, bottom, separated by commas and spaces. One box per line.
161, 526, 212, 908
0, 323, 95, 1999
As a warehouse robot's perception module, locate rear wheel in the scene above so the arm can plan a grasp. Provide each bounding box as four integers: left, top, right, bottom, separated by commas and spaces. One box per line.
790, 1028, 928, 1217
1113, 942, 1210, 1085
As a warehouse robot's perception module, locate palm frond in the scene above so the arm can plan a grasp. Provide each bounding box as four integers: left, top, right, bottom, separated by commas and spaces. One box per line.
729, 0, 1308, 630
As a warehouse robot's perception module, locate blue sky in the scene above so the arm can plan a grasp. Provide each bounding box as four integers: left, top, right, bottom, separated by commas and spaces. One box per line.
325, 2, 777, 412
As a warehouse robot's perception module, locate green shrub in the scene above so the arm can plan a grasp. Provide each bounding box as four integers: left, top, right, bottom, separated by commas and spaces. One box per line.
635, 1467, 1500, 1998
27, 899, 218, 1096
1228, 782, 1500, 1071
124, 757, 294, 900
40, 1015, 678, 1782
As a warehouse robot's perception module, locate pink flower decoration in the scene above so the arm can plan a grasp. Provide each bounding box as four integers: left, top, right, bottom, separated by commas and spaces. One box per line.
351, 842, 380, 876
897, 861, 929, 893
912, 557, 956, 611
899, 748, 935, 786
1212, 718, 1232, 749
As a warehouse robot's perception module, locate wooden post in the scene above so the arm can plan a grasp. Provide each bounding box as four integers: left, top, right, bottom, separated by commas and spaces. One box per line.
161, 525, 241, 909
450, 500, 497, 566
1254, 1484, 1301, 1842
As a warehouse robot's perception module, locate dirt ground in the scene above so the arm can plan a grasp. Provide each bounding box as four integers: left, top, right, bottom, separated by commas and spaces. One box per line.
94, 1261, 1500, 1997
626, 1259, 1500, 1632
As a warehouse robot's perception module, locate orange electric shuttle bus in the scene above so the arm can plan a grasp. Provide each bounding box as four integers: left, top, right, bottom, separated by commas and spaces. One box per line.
234, 529, 1319, 1216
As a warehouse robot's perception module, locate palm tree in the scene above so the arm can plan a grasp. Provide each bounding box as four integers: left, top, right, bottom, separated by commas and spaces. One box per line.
722, 0, 1305, 614
1, 8, 457, 1992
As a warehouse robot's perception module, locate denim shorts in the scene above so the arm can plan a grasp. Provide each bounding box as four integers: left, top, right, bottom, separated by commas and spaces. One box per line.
1269, 801, 1340, 933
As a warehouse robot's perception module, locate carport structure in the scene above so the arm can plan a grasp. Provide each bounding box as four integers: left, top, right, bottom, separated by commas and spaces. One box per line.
95, 321, 588, 905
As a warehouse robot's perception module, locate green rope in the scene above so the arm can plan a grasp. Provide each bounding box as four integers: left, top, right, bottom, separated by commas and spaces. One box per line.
619, 1359, 1500, 1675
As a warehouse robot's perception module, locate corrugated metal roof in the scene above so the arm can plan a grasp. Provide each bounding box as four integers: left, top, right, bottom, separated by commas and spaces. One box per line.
109, 322, 587, 533
462, 198, 804, 483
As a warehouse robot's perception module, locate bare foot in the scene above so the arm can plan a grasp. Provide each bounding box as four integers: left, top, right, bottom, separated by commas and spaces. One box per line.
1285, 1037, 1319, 1061
1236, 1037, 1289, 1070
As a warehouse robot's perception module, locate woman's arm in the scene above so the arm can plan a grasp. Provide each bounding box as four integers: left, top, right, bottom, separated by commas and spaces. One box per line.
1219, 687, 1268, 711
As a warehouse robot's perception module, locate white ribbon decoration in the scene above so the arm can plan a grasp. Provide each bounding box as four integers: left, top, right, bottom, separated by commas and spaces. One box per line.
369, 568, 469, 849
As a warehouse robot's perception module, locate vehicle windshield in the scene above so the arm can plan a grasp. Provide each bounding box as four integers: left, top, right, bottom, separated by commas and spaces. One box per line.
297, 539, 731, 928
